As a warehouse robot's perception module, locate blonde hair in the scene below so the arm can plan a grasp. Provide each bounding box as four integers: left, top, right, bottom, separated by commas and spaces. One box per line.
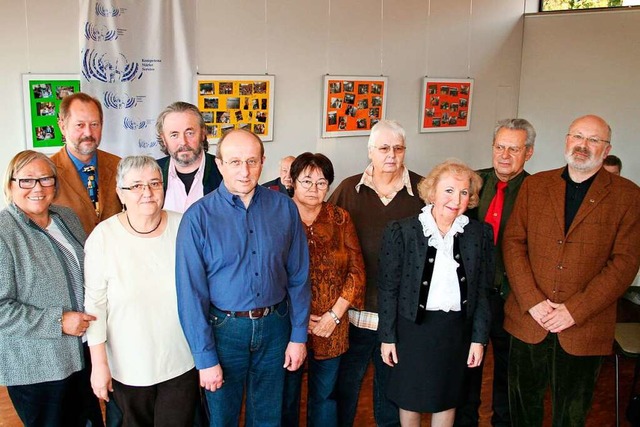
4, 150, 58, 204
417, 159, 482, 209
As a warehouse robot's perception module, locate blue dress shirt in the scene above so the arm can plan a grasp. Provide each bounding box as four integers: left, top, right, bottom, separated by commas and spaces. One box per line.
176, 183, 311, 369
66, 147, 98, 188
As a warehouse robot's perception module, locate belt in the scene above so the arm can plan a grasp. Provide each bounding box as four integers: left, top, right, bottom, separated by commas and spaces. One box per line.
217, 300, 284, 320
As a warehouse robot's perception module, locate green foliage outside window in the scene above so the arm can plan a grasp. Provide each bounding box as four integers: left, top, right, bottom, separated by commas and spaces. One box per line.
541, 0, 623, 10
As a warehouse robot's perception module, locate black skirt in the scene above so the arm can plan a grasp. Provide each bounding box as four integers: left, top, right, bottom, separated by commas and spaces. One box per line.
386, 310, 469, 413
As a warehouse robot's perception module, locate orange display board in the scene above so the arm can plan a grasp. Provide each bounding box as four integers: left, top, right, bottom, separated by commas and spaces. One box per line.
419, 78, 473, 133
322, 75, 387, 138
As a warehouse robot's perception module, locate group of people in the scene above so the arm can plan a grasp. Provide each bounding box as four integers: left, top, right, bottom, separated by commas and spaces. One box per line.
0, 90, 638, 427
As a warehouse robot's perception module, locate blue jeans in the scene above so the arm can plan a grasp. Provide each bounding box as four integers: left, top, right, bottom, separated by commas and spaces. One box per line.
283, 354, 341, 427
336, 325, 399, 427
205, 301, 290, 427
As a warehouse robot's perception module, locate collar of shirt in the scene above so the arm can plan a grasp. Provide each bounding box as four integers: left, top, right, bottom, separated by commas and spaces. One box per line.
355, 163, 414, 200
164, 154, 206, 213
66, 147, 98, 187
488, 169, 527, 194
217, 180, 265, 210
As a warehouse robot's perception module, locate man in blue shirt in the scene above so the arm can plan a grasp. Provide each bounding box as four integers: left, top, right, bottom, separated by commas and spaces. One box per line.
176, 129, 311, 426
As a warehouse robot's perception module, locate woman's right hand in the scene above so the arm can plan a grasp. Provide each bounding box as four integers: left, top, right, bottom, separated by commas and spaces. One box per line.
91, 361, 113, 401
381, 343, 398, 367
61, 311, 97, 336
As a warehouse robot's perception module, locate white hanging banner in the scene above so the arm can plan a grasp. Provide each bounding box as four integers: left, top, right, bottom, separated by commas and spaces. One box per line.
79, 0, 196, 157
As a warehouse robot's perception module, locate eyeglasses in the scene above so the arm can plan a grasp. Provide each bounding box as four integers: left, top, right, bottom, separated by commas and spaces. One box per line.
567, 134, 610, 145
119, 181, 164, 192
297, 179, 329, 190
222, 158, 262, 169
374, 145, 406, 155
493, 144, 526, 155
11, 176, 56, 189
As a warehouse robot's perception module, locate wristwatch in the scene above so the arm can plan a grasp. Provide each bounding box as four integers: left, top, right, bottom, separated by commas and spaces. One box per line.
328, 309, 340, 324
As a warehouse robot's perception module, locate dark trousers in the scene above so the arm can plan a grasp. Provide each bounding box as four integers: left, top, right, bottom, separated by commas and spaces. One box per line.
112, 368, 199, 427
336, 325, 399, 427
8, 346, 103, 427
509, 334, 603, 427
455, 292, 510, 427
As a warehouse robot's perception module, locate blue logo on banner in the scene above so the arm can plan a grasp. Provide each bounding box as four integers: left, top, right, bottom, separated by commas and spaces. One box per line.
84, 23, 118, 41
123, 117, 150, 130
82, 50, 142, 83
95, 2, 122, 17
103, 92, 137, 109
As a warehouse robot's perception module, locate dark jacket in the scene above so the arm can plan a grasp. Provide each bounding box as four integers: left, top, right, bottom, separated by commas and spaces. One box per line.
466, 168, 528, 298
156, 152, 223, 196
377, 216, 494, 345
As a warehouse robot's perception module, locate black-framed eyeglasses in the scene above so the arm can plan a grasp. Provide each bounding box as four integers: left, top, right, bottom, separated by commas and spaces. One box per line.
567, 133, 610, 145
11, 176, 56, 189
119, 181, 164, 193
375, 145, 406, 154
297, 179, 329, 190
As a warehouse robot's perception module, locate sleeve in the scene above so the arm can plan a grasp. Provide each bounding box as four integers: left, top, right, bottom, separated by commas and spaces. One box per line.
327, 181, 345, 208
0, 240, 63, 339
285, 202, 311, 343
471, 223, 494, 344
338, 210, 366, 309
84, 227, 108, 345
502, 178, 548, 313
564, 189, 640, 325
175, 211, 219, 369
377, 221, 404, 343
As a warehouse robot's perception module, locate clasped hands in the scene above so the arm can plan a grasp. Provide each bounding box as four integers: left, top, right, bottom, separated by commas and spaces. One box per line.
528, 299, 575, 333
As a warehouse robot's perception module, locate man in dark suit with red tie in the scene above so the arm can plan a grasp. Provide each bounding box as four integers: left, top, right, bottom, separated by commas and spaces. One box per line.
455, 118, 536, 427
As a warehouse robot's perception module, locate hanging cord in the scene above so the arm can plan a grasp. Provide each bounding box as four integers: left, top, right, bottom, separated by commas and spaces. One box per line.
424, 0, 431, 76
24, 0, 31, 72
466, 0, 473, 78
264, 0, 269, 74
195, 0, 199, 75
325, 0, 332, 74
379, 0, 384, 75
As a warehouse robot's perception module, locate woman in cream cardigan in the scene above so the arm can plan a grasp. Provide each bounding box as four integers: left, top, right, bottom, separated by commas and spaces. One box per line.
85, 155, 197, 426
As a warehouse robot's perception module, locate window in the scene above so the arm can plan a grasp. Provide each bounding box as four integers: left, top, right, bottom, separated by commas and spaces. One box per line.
541, 0, 640, 11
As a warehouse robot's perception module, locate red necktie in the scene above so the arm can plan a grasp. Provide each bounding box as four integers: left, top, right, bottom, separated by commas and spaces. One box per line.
484, 181, 507, 245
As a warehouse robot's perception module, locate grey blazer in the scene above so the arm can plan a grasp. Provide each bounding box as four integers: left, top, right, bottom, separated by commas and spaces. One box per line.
378, 216, 493, 345
0, 204, 86, 386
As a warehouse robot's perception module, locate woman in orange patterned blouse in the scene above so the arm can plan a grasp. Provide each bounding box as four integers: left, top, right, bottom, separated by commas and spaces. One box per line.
282, 152, 366, 427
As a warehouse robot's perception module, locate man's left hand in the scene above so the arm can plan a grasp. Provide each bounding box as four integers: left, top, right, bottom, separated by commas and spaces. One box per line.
283, 342, 307, 371
541, 299, 576, 333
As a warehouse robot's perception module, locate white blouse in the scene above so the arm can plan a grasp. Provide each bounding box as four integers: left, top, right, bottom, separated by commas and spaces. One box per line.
418, 205, 468, 312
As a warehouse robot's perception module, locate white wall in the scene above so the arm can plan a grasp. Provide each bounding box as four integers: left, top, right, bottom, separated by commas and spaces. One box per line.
519, 9, 640, 184
1, 0, 527, 208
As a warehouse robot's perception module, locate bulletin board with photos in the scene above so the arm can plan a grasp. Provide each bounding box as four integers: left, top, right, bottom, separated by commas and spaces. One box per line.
22, 74, 81, 151
419, 77, 473, 133
197, 75, 275, 144
322, 75, 388, 138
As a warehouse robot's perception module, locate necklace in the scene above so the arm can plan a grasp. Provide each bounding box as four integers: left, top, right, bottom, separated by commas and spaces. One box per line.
125, 212, 162, 235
